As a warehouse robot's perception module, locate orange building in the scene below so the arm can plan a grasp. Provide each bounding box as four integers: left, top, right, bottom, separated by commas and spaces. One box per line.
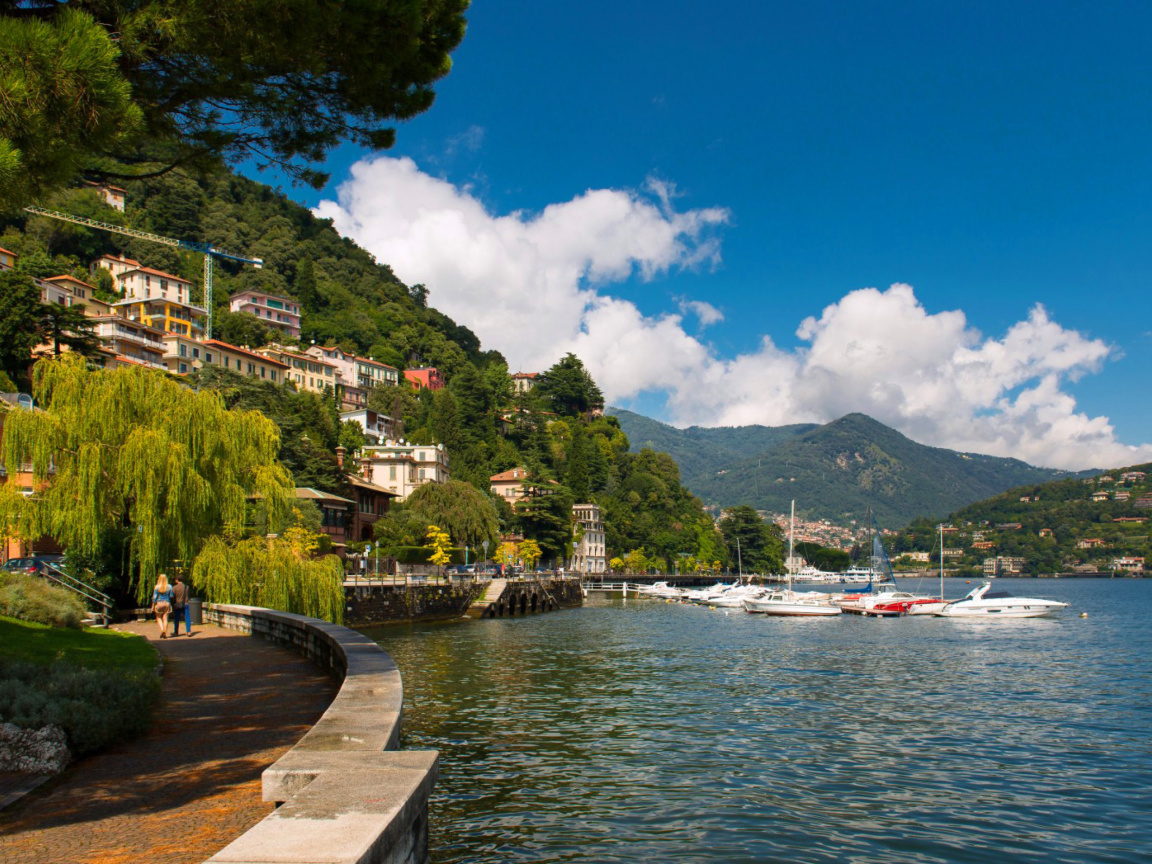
404, 366, 445, 391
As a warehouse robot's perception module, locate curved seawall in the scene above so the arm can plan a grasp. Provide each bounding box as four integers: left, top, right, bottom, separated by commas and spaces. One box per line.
203, 604, 438, 864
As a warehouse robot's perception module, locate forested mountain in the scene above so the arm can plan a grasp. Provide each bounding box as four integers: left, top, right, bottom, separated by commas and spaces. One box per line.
896, 464, 1152, 576
612, 410, 1077, 527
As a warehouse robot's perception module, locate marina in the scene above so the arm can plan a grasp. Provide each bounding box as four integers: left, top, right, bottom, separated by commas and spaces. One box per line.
368, 577, 1150, 864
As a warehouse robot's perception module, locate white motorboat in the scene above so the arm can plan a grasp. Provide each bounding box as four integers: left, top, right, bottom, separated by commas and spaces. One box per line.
743, 589, 842, 616
639, 581, 684, 600
935, 582, 1069, 618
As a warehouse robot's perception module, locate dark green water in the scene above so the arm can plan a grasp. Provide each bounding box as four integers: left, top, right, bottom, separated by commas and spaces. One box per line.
363, 579, 1151, 863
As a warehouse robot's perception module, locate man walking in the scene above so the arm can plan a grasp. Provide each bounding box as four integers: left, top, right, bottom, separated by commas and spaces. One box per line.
171, 574, 192, 637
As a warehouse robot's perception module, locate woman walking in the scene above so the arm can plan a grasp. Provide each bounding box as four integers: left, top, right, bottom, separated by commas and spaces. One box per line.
152, 573, 174, 639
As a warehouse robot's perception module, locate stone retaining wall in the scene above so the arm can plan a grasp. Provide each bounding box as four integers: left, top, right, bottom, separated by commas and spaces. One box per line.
345, 578, 584, 625
202, 604, 438, 864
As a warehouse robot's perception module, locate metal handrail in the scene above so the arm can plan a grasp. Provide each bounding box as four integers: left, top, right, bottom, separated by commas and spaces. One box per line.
41, 562, 113, 626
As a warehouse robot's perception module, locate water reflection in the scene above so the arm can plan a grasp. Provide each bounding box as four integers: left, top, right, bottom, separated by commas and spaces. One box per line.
365, 580, 1152, 863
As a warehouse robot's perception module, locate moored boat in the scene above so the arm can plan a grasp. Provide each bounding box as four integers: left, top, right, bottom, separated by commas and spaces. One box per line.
745, 501, 841, 616
935, 582, 1069, 618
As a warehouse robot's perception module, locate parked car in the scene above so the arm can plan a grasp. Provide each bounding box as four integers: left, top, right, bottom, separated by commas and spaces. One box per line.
1, 554, 65, 576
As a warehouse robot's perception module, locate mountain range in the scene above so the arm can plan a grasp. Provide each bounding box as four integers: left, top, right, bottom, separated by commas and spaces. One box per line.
609, 409, 1083, 527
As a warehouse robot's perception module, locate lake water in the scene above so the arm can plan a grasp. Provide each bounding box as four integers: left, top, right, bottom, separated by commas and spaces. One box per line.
363, 578, 1152, 863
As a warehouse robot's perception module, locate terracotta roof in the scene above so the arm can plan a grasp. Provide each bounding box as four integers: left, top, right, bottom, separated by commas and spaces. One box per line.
490, 467, 528, 482
45, 275, 97, 290
203, 339, 290, 368
97, 254, 142, 267
0, 247, 18, 256
511, 371, 538, 379
121, 266, 193, 284
258, 346, 335, 367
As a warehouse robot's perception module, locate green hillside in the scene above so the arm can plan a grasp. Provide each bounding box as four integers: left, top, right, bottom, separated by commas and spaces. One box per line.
609, 409, 815, 484
897, 465, 1152, 576
1, 169, 728, 570
612, 410, 1076, 526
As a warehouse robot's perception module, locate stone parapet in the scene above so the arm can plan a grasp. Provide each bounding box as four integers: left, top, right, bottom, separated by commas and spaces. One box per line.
203, 604, 437, 864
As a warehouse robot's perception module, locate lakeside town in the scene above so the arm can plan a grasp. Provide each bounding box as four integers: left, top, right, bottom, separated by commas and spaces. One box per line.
4, 5, 1152, 864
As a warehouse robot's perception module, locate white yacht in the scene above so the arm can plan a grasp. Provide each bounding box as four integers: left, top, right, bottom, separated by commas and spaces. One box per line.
743, 589, 842, 616
935, 582, 1069, 618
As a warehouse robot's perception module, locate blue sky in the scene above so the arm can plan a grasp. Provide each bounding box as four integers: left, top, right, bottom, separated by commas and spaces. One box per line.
252, 1, 1152, 469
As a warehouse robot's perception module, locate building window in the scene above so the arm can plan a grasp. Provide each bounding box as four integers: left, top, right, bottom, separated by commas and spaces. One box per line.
179, 344, 187, 358
389, 466, 396, 480
193, 347, 200, 359
270, 370, 276, 382
179, 363, 188, 373
205, 353, 213, 363
419, 468, 425, 480
247, 362, 255, 374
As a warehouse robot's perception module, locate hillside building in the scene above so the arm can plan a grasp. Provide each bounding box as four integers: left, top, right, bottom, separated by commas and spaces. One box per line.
511, 372, 538, 394
258, 344, 337, 395
163, 335, 288, 383
490, 467, 530, 506
229, 290, 302, 338
571, 504, 606, 575
339, 409, 395, 445
360, 440, 450, 501
405, 366, 445, 391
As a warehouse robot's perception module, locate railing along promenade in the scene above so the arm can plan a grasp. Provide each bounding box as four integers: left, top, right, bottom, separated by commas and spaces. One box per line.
202, 604, 438, 864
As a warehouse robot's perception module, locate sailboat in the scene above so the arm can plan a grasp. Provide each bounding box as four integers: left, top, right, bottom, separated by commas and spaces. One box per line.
742, 501, 842, 616
837, 511, 931, 616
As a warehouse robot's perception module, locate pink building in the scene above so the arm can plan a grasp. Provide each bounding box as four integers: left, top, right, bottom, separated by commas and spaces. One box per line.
229, 290, 302, 338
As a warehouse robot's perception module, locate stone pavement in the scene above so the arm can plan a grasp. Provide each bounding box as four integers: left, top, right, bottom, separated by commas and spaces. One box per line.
0, 620, 339, 864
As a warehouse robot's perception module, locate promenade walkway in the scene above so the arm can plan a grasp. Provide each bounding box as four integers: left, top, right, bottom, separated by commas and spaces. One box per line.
0, 620, 338, 864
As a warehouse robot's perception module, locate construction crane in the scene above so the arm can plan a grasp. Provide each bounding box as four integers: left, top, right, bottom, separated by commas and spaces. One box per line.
23, 205, 263, 340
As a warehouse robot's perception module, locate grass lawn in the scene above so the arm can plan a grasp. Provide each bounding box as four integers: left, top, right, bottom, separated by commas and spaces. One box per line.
0, 615, 155, 670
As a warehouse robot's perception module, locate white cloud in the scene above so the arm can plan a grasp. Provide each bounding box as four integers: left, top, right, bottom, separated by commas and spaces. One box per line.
315, 157, 1152, 471
678, 297, 725, 327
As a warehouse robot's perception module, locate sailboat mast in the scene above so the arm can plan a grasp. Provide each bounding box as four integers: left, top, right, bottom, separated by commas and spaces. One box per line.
788, 500, 795, 591
939, 523, 944, 600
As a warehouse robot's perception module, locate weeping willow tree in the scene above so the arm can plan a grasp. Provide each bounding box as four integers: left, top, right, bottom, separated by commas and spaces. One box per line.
0, 354, 293, 601
192, 533, 345, 624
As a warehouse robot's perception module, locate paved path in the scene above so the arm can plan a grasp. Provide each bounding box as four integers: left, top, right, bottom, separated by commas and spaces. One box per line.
0, 621, 339, 864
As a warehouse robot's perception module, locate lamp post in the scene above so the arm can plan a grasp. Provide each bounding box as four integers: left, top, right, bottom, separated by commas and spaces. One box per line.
482, 539, 489, 579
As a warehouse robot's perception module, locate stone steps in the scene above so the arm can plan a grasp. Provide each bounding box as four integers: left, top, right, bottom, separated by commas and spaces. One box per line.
463, 578, 507, 619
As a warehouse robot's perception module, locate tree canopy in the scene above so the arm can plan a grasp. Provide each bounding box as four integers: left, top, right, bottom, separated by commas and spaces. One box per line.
0, 354, 293, 599
535, 353, 604, 418
0, 0, 470, 203
719, 505, 784, 576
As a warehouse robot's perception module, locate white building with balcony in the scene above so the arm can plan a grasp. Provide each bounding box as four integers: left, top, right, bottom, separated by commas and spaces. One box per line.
571, 503, 606, 575
359, 439, 449, 501
339, 409, 395, 445
91, 316, 167, 370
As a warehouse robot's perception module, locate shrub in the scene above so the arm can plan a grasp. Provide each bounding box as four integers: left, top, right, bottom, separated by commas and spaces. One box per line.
0, 574, 87, 628
0, 659, 160, 757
